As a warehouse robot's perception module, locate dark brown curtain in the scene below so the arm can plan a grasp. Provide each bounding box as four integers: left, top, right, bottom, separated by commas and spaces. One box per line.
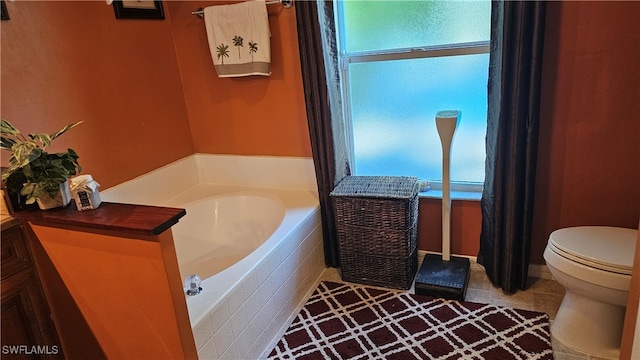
295, 0, 343, 267
478, 1, 547, 293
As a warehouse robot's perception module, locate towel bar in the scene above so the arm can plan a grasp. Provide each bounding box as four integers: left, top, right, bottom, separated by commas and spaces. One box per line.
191, 0, 293, 17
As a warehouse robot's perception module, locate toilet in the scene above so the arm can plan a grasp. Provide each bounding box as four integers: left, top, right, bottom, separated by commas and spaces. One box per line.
543, 226, 637, 359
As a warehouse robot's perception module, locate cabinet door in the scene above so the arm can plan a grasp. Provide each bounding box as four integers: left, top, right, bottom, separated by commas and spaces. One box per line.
1, 268, 61, 358
1, 225, 32, 280
1, 224, 62, 359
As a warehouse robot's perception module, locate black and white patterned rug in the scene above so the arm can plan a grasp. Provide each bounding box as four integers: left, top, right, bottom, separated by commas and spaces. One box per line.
268, 281, 553, 359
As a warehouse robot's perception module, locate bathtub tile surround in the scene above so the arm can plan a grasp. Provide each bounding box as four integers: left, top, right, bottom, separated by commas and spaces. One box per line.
197, 155, 318, 191
101, 154, 324, 359
101, 155, 200, 205
101, 154, 318, 205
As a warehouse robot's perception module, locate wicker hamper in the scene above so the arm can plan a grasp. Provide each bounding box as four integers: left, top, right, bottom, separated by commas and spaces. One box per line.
330, 176, 419, 289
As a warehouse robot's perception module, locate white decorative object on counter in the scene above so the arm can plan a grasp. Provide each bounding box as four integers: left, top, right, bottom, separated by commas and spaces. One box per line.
70, 175, 102, 211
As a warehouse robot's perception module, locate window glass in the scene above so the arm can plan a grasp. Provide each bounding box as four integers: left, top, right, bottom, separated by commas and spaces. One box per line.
349, 54, 489, 183
341, 1, 491, 53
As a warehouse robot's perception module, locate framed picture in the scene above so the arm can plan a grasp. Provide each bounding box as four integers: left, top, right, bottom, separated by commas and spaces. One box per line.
113, 0, 164, 20
1, 0, 9, 21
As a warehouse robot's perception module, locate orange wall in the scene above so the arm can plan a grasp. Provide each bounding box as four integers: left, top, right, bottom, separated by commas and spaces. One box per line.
530, 1, 640, 263
418, 199, 481, 257
166, 1, 311, 157
0, 1, 194, 189
0, 1, 309, 189
2, 1, 638, 264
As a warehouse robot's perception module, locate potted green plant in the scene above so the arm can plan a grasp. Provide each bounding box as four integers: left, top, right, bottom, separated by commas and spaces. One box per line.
1, 119, 82, 210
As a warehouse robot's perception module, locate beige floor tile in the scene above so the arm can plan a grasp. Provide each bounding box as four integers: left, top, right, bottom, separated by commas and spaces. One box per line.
486, 284, 534, 308
492, 299, 533, 311
468, 269, 495, 291
320, 267, 342, 282
533, 292, 564, 320
464, 288, 492, 303
467, 269, 488, 288
528, 277, 566, 295
553, 352, 589, 360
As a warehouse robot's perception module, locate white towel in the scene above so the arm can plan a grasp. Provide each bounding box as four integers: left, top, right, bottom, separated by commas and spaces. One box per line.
204, 1, 271, 78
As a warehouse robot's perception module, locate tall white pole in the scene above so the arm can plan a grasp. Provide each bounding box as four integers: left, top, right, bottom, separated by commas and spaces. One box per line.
435, 110, 460, 262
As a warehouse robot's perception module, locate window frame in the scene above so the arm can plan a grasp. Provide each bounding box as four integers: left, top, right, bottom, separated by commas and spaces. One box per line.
334, 2, 490, 196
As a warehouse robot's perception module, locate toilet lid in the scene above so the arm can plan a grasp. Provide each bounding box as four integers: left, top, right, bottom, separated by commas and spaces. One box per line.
549, 226, 637, 274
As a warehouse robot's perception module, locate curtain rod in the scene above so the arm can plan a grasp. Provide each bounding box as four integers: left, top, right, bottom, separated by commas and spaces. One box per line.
191, 0, 293, 17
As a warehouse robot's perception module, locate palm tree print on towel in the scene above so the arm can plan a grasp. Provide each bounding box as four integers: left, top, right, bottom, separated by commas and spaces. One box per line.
216, 44, 230, 65
232, 36, 244, 59
248, 41, 258, 62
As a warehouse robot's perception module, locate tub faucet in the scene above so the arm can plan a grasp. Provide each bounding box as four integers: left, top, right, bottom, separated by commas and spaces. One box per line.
184, 274, 202, 296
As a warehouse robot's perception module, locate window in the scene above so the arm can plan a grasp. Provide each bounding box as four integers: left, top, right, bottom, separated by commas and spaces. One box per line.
335, 1, 491, 193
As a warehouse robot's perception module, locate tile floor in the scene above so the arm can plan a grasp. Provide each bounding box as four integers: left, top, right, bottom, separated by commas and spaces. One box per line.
318, 263, 609, 360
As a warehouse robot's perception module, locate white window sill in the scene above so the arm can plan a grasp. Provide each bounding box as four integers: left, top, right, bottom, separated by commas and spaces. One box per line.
419, 190, 482, 201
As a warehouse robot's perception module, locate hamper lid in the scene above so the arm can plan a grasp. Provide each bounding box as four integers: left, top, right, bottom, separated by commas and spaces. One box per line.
330, 176, 419, 199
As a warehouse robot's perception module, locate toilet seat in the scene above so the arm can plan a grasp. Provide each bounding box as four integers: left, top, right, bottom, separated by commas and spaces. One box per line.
548, 226, 636, 275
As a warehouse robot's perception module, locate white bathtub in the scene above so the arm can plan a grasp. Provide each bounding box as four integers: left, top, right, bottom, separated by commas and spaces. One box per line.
101, 154, 325, 359
169, 191, 286, 282
162, 185, 321, 325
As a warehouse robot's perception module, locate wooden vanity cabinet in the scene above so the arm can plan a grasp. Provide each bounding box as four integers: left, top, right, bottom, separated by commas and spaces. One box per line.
1, 220, 62, 358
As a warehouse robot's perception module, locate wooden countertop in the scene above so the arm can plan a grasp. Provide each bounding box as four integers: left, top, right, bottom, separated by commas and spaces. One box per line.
9, 201, 186, 237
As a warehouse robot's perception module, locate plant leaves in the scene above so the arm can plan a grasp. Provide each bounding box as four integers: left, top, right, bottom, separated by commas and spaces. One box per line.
1, 119, 20, 150
50, 121, 82, 141
0, 137, 16, 150
2, 120, 82, 201
3, 160, 26, 179
0, 119, 20, 136
20, 182, 35, 196
25, 197, 36, 205
29, 133, 52, 148
1, 170, 12, 181
11, 143, 41, 168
